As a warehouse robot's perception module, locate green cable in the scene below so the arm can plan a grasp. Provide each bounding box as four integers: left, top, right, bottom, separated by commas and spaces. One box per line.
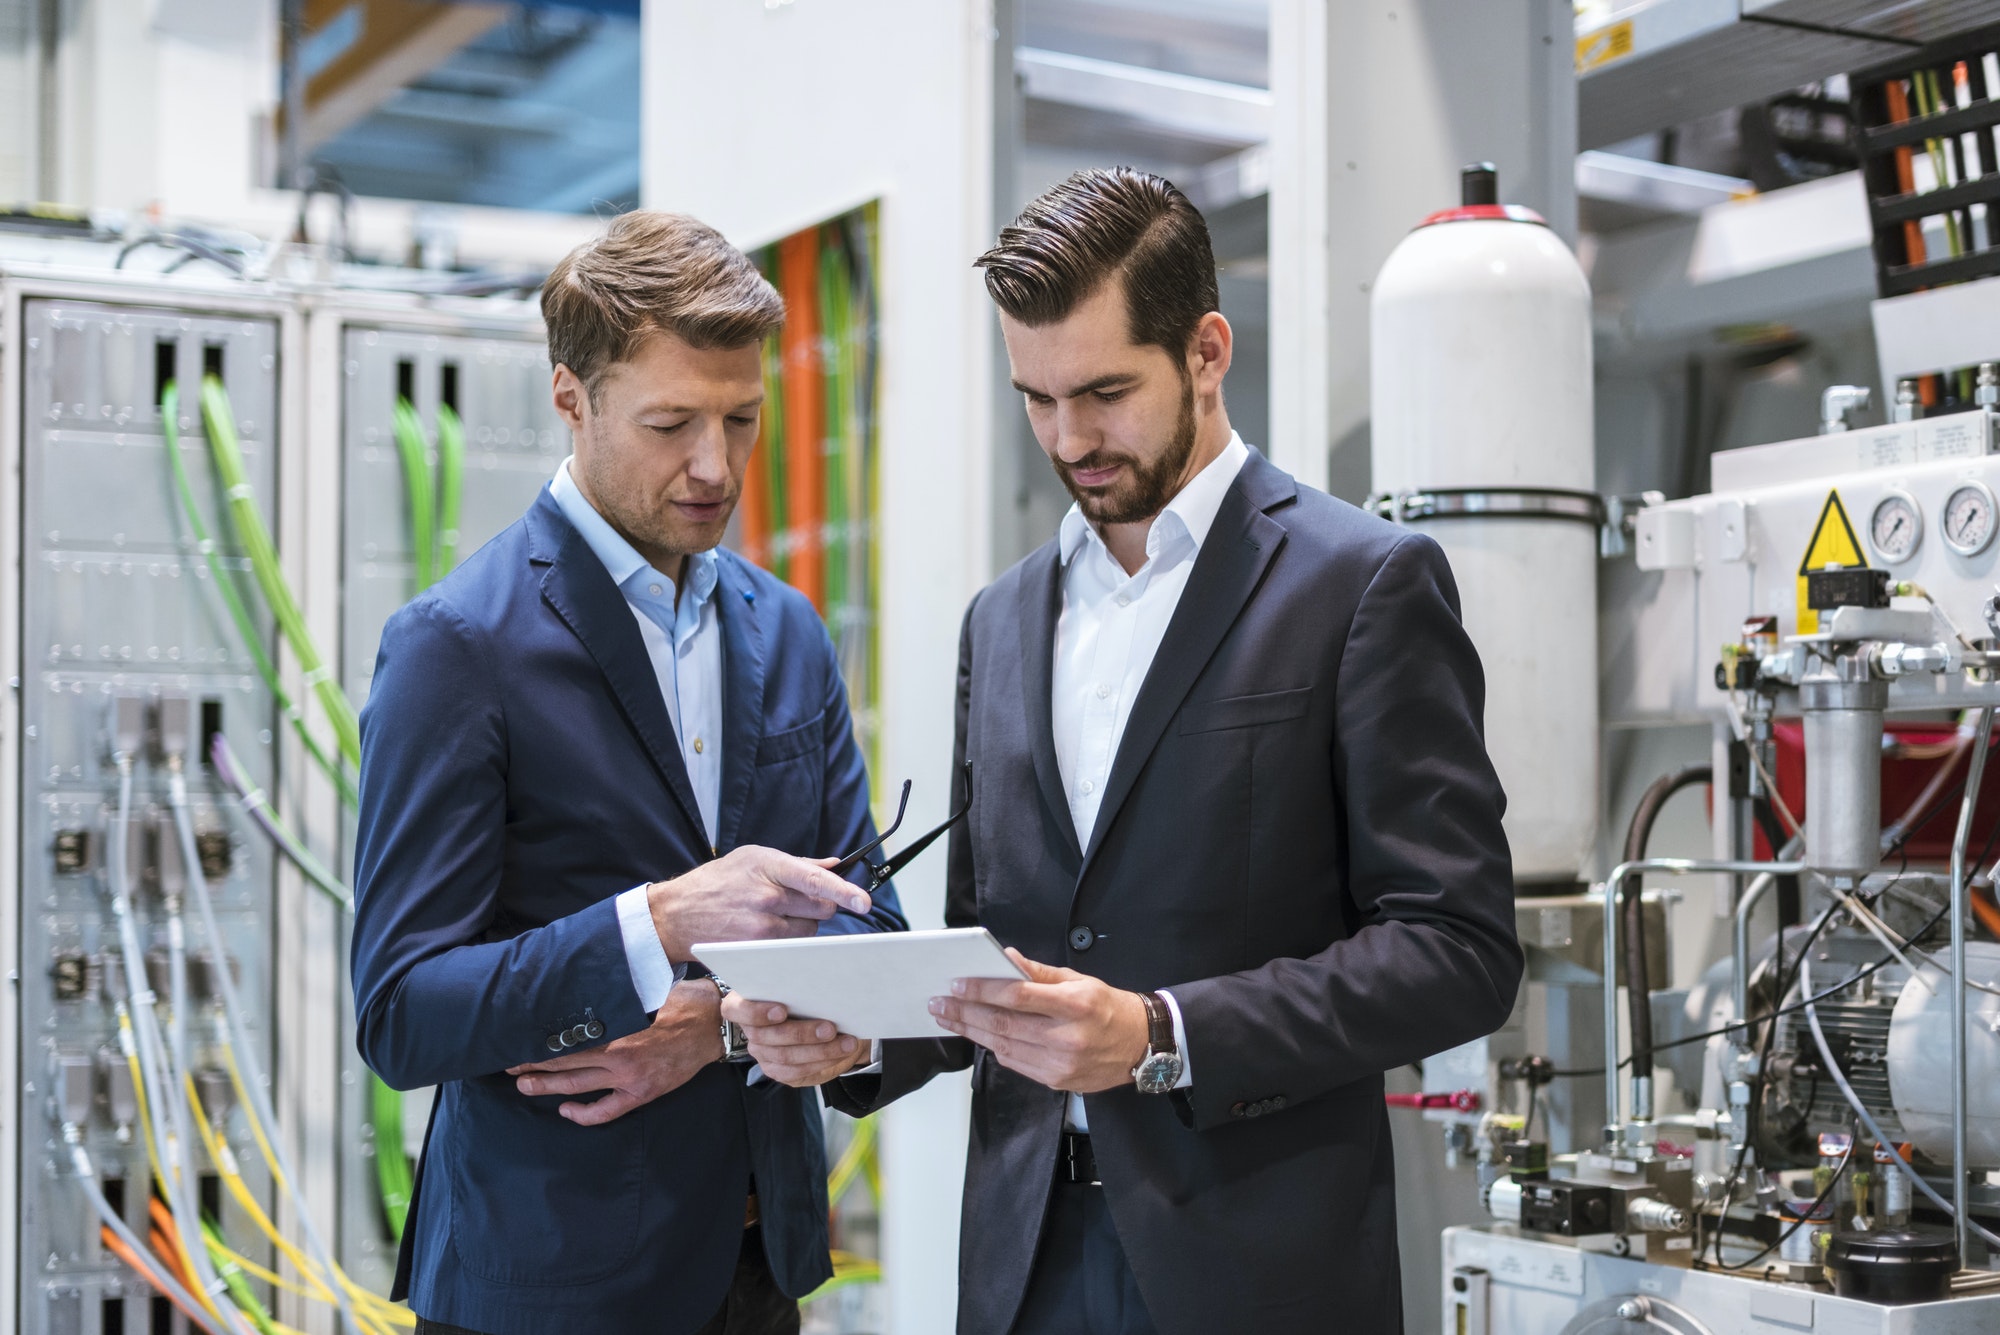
806, 1261, 884, 1302
862, 204, 884, 786
198, 376, 360, 768
162, 384, 357, 809
373, 396, 466, 1244
391, 399, 437, 593
759, 326, 790, 582
370, 1076, 413, 1240
1914, 71, 1964, 258
193, 377, 413, 1244
820, 232, 850, 623
435, 402, 466, 577
201, 1217, 280, 1335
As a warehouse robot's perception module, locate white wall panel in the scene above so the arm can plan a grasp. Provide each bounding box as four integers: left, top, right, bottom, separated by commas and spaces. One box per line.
642, 5, 996, 1332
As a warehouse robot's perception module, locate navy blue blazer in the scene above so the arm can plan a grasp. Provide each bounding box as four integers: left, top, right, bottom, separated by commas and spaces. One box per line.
351, 487, 904, 1335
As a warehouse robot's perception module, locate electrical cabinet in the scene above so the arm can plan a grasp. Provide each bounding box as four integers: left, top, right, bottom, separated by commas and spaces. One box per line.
13, 292, 284, 1334
330, 314, 565, 1293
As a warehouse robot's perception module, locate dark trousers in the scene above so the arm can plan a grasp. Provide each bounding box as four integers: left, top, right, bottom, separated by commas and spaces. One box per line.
414, 1224, 799, 1335
1011, 1179, 1159, 1335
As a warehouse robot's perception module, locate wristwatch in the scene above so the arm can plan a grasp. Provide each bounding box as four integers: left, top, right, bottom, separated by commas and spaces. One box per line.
709, 976, 754, 1064
1130, 991, 1183, 1095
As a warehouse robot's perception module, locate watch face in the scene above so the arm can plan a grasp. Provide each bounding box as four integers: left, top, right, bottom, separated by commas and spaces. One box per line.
1134, 1050, 1183, 1095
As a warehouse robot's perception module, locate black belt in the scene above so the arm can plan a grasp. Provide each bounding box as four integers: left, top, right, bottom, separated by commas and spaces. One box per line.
1060, 1132, 1099, 1186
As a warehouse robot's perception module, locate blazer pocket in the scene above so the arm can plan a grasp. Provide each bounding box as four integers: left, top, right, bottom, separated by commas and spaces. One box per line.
1177, 686, 1313, 735
757, 712, 826, 764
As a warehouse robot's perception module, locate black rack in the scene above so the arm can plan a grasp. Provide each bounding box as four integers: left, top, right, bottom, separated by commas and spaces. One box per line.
1851, 22, 2000, 299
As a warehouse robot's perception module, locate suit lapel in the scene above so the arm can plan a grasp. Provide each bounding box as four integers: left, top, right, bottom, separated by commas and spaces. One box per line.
1017, 544, 1082, 862
529, 493, 708, 845
714, 556, 767, 852
1077, 455, 1293, 876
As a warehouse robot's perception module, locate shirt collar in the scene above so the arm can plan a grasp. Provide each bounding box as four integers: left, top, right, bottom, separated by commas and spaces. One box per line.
1058, 431, 1251, 567
549, 456, 719, 609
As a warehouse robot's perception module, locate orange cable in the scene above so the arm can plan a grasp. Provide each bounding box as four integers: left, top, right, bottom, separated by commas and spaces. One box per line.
778, 229, 826, 610
101, 1226, 216, 1331
1975, 884, 2000, 941
1885, 77, 1929, 268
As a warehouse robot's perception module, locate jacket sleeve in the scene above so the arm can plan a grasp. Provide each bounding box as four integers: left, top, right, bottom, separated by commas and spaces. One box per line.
350, 596, 652, 1091
1168, 533, 1524, 1132
824, 596, 978, 1117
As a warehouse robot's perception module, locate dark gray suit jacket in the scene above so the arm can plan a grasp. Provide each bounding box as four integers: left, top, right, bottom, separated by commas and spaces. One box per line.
826, 449, 1522, 1335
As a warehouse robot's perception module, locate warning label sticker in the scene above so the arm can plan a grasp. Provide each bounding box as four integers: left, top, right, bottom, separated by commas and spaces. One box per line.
1796, 490, 1866, 635
1576, 20, 1635, 74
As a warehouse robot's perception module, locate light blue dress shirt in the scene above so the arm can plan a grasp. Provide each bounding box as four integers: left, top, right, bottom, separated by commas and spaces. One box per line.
549, 458, 720, 1012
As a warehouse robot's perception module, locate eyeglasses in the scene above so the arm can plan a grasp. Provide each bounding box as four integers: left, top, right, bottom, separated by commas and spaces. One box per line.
831, 764, 971, 903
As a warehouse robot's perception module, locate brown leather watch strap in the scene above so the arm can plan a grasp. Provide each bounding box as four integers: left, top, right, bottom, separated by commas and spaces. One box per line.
1139, 991, 1174, 1054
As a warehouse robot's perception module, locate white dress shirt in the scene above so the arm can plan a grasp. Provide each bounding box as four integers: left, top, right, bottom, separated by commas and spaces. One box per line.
1052, 431, 1249, 1130
548, 458, 721, 1012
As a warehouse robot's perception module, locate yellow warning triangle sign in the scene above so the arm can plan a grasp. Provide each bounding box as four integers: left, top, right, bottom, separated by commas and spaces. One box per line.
1796, 489, 1867, 635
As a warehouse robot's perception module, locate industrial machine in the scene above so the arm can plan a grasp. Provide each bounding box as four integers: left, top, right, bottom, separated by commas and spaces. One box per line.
1373, 163, 2000, 1328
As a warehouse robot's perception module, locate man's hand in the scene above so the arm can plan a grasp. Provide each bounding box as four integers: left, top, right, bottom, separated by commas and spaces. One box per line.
928, 948, 1150, 1093
648, 845, 872, 962
507, 979, 724, 1125
720, 993, 871, 1088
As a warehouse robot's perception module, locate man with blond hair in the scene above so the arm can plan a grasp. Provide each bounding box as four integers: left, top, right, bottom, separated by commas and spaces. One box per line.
351, 210, 903, 1335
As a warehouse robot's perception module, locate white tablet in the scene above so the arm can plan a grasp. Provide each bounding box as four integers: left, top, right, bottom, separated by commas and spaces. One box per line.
692, 927, 1028, 1039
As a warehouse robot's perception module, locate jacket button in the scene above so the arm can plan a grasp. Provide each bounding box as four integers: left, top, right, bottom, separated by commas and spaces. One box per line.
546, 1034, 565, 1052
1270, 1095, 1286, 1110
584, 1020, 605, 1040
1231, 1102, 1248, 1118
1069, 926, 1094, 952
1244, 1103, 1263, 1118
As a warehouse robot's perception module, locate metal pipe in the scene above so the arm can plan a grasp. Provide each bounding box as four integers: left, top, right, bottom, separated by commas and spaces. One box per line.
1602, 857, 1805, 1147
1950, 704, 1996, 1262
1732, 836, 1803, 1028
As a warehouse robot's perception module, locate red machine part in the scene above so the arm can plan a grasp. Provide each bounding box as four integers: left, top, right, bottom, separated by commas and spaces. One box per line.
1384, 1091, 1482, 1113
1762, 721, 2000, 863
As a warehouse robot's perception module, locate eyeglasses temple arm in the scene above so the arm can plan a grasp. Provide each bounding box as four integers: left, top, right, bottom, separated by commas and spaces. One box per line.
830, 778, 912, 877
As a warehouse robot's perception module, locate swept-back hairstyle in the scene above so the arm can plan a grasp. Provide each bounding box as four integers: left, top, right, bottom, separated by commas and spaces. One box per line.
541, 210, 784, 403
974, 167, 1218, 359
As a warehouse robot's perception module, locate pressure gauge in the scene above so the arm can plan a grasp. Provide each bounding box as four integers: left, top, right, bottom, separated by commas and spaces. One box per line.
1942, 481, 1999, 557
1869, 490, 1923, 564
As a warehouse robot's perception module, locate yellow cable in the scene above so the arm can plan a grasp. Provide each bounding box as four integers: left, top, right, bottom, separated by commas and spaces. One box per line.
119, 1014, 229, 1328
183, 1078, 370, 1330
207, 1049, 414, 1330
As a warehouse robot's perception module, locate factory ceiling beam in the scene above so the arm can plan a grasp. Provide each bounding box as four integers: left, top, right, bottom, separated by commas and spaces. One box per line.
1015, 47, 1272, 147
294, 0, 511, 158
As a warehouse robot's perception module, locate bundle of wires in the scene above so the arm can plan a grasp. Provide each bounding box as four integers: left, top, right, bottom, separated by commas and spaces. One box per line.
165, 375, 419, 1273
79, 731, 406, 1333
738, 205, 883, 781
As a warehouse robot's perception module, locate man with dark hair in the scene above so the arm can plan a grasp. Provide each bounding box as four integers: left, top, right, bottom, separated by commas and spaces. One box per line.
729, 166, 1523, 1334
351, 209, 904, 1335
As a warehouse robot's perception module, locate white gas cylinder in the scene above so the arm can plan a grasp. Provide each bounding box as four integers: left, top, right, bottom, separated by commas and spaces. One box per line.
1369, 164, 1599, 883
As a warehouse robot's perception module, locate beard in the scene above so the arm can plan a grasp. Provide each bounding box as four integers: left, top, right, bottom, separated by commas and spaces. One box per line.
1052, 369, 1199, 526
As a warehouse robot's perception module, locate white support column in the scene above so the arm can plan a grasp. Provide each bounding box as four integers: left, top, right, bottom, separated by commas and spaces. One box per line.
1268, 0, 1576, 501
642, 4, 997, 1331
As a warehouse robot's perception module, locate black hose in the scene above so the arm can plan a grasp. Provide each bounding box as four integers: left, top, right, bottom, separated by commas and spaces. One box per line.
1621, 766, 1713, 1084
1750, 796, 1802, 928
